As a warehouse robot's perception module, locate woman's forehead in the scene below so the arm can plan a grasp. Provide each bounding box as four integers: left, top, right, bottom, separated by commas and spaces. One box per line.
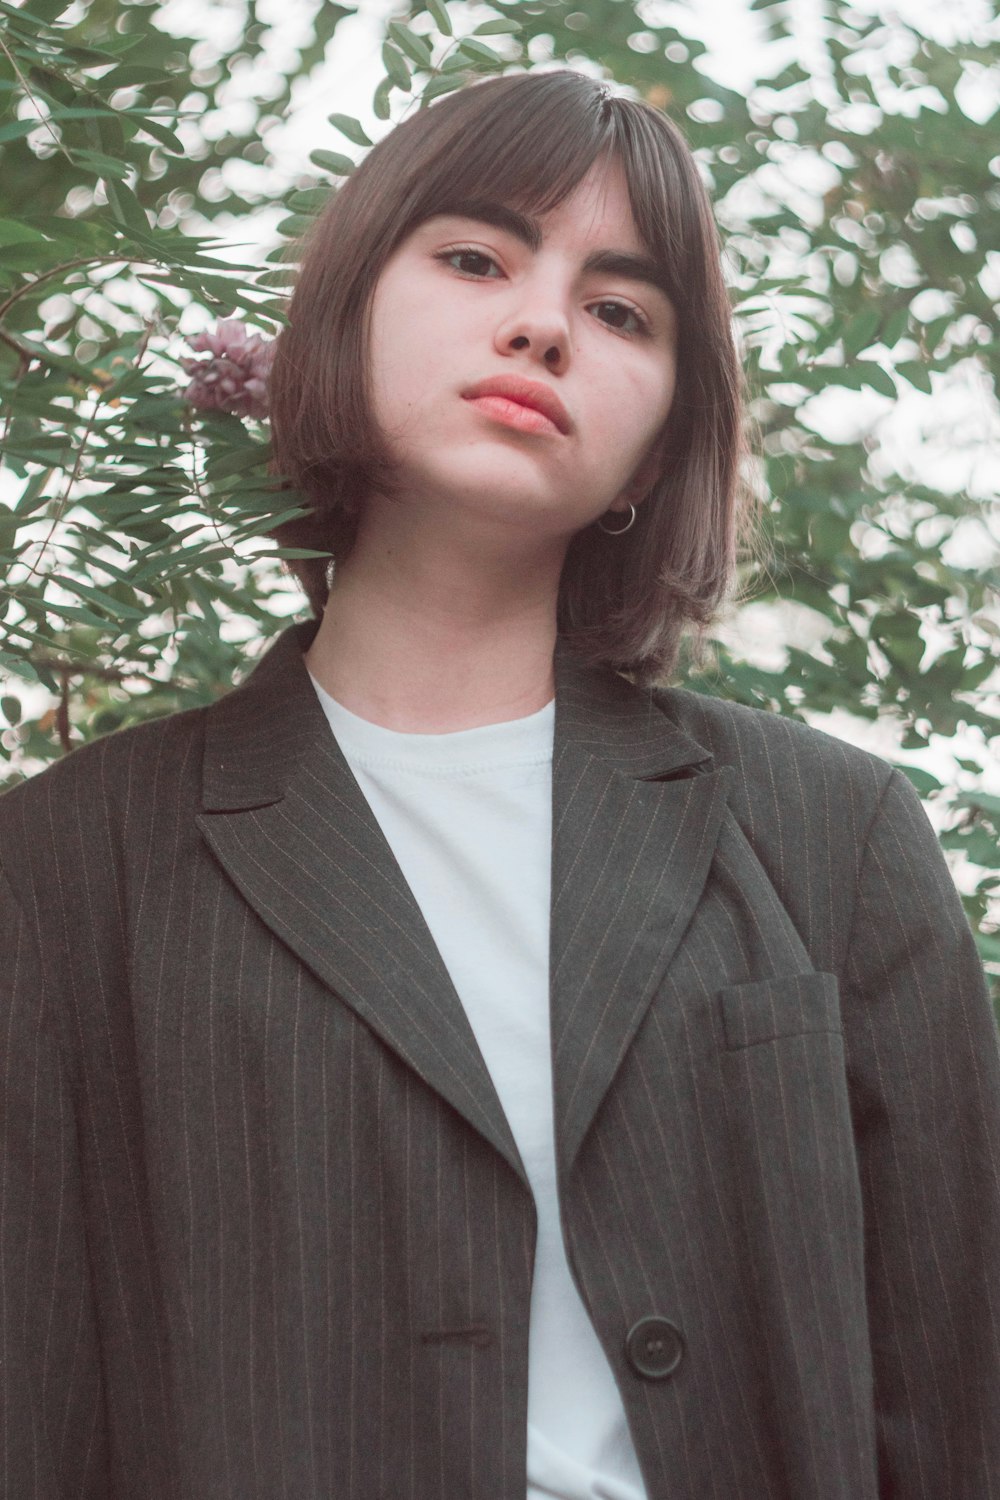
419, 144, 621, 214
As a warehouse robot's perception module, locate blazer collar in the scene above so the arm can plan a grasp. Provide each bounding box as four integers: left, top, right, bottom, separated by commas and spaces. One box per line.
199, 622, 726, 1178
201, 622, 713, 814
201, 619, 326, 813
551, 638, 712, 782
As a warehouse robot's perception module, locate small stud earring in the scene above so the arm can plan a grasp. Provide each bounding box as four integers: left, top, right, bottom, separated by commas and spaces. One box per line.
597, 503, 637, 536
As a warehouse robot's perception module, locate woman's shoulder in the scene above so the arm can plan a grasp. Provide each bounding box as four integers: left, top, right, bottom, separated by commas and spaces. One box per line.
649, 686, 939, 970
651, 683, 906, 872
655, 683, 895, 798
0, 700, 208, 845
0, 704, 211, 945
0, 624, 312, 845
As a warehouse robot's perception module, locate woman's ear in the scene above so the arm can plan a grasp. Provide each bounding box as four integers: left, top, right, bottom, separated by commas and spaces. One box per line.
609, 448, 660, 513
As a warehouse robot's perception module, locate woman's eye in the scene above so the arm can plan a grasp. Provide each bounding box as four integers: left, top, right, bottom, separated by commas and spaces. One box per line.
439, 248, 501, 279
591, 300, 647, 336
434, 251, 649, 334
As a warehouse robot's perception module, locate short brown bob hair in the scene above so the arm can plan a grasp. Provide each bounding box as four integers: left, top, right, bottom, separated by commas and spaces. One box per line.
268, 68, 744, 682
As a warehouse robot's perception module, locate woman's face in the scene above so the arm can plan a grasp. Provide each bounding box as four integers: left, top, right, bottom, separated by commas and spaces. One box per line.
366, 156, 678, 541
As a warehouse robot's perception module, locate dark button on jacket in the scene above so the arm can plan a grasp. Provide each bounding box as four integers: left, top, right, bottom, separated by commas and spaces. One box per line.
626, 1317, 684, 1380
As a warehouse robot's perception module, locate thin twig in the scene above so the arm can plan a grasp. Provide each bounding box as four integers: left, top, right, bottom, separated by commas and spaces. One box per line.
0, 263, 154, 396
26, 653, 159, 686
0, 30, 75, 165
4, 314, 157, 604
0, 334, 32, 449
6, 385, 103, 601
182, 407, 230, 555
55, 664, 71, 752
0, 327, 33, 368
0, 255, 130, 324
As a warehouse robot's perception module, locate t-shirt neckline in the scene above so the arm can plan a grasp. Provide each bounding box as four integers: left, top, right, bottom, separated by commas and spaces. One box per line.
309, 673, 555, 775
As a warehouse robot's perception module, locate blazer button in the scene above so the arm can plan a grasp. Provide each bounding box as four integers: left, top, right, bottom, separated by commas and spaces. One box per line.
625, 1316, 685, 1380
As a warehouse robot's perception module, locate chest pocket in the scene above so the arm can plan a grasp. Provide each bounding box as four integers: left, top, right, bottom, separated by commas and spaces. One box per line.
718, 970, 841, 1051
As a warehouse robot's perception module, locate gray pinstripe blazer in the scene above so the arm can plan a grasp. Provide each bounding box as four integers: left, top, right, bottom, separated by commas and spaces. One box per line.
2, 620, 999, 1499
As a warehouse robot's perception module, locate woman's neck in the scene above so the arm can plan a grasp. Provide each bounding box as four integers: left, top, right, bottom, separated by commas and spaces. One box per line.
303, 507, 565, 733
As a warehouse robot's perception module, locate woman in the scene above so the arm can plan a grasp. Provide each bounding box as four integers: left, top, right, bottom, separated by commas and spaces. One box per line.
2, 69, 998, 1500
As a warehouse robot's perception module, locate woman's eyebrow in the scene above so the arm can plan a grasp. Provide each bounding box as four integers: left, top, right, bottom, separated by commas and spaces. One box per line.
442, 200, 542, 250
438, 200, 670, 297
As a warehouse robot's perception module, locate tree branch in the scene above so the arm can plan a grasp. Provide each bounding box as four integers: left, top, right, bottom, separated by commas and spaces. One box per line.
27, 654, 160, 686
0, 256, 133, 324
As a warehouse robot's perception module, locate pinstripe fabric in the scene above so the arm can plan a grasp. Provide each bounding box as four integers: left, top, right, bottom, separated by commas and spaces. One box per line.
2, 620, 998, 1498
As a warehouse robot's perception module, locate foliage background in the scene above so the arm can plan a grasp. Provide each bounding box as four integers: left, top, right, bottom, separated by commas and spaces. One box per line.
1, 0, 998, 1011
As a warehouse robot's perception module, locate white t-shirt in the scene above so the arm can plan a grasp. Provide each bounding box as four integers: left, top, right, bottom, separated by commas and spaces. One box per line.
311, 677, 647, 1500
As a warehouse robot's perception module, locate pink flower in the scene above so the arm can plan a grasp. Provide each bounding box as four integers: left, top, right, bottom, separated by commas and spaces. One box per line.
181, 319, 276, 420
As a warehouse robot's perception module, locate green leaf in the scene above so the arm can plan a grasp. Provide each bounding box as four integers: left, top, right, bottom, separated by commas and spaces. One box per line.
29, 597, 115, 629
1, 696, 22, 726
0, 652, 38, 685
388, 22, 434, 69
103, 178, 150, 235
327, 112, 372, 146
74, 148, 133, 180
473, 17, 521, 34
871, 610, 923, 672
420, 71, 466, 103
942, 827, 1000, 868
99, 63, 172, 89
842, 307, 881, 358
309, 148, 355, 176
287, 187, 330, 213
897, 360, 933, 394
959, 792, 1000, 820
50, 575, 147, 619
425, 0, 452, 35
0, 220, 49, 246
18, 0, 75, 23
13, 473, 51, 517
38, 40, 117, 67
262, 545, 332, 560
275, 213, 317, 238
832, 363, 896, 398
373, 76, 393, 120
256, 267, 297, 288
138, 115, 185, 154
456, 37, 503, 63
896, 764, 943, 797
381, 41, 411, 90
881, 305, 910, 348
231, 510, 305, 543
856, 362, 896, 398
205, 445, 271, 481
95, 110, 126, 160
0, 119, 42, 145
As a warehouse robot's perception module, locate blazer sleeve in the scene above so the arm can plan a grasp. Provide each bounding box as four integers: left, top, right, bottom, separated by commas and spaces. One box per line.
0, 862, 109, 1497
841, 768, 1000, 1498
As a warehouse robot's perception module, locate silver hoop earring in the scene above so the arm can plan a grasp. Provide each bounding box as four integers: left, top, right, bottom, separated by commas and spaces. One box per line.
597, 503, 637, 536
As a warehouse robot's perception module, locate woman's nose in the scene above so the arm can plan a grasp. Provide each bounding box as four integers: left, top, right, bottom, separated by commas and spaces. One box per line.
494, 300, 570, 371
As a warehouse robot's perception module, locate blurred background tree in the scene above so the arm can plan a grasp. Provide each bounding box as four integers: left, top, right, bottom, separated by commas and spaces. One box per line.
1, 0, 998, 1006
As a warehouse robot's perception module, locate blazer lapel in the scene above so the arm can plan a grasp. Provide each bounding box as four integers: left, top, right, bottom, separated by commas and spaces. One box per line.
550, 648, 731, 1171
196, 623, 524, 1183
196, 625, 729, 1186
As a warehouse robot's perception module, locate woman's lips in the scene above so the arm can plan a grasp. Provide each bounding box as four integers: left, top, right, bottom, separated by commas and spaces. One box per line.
464, 394, 562, 435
